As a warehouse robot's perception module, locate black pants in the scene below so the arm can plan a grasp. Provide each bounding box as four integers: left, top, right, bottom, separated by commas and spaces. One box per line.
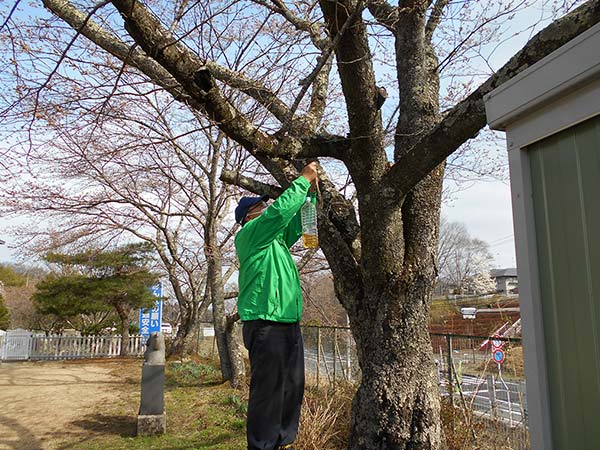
242, 320, 304, 450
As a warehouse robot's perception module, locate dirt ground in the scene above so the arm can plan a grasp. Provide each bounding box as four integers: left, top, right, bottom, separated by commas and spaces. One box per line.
0, 359, 141, 450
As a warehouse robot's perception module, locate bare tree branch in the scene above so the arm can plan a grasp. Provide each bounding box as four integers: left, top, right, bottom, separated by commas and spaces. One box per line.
249, 0, 333, 136
1, 0, 24, 31
167, 0, 189, 33
425, 0, 450, 41
319, 0, 387, 178
385, 0, 600, 197
252, 0, 328, 48
220, 170, 284, 199
107, 0, 284, 157
368, 0, 399, 31
43, 0, 291, 122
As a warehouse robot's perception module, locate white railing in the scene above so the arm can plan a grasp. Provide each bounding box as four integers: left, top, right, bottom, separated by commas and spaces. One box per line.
31, 334, 147, 360
0, 333, 147, 361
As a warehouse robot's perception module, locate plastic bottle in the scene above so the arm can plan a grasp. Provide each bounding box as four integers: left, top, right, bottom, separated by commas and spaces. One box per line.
300, 196, 318, 248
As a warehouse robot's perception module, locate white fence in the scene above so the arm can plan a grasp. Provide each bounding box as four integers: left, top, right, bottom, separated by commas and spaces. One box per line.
0, 330, 147, 361
0, 329, 32, 361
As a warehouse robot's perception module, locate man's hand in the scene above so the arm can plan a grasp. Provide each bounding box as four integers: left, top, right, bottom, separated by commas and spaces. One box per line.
300, 162, 319, 184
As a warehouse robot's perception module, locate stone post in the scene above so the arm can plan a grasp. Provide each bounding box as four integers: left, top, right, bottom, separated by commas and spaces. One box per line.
137, 332, 166, 436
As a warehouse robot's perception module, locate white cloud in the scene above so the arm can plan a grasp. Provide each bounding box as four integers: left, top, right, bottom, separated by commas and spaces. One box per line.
442, 179, 516, 269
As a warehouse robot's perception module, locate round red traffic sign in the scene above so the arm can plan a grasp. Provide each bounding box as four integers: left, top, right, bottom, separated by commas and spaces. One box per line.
493, 349, 506, 364
491, 335, 504, 349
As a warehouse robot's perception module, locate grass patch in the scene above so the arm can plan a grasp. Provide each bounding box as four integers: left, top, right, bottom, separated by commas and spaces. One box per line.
167, 360, 219, 387
223, 393, 248, 418
430, 298, 461, 323
57, 357, 353, 450
58, 358, 246, 450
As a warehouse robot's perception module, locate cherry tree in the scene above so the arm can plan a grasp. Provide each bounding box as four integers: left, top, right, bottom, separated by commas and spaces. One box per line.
1, 0, 598, 447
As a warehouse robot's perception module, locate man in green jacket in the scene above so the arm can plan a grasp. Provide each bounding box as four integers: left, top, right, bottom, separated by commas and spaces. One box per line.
235, 162, 318, 450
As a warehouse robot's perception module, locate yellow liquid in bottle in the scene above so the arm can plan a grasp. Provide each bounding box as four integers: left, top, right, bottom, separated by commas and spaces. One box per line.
302, 233, 319, 249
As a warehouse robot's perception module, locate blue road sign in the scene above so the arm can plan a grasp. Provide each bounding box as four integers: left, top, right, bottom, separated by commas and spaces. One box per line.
493, 348, 506, 364
139, 282, 162, 339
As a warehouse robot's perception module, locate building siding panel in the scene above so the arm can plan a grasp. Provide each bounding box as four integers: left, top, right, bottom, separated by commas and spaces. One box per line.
528, 116, 600, 449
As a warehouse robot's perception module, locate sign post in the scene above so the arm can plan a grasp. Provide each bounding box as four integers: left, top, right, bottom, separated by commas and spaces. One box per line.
491, 344, 513, 425
139, 282, 163, 340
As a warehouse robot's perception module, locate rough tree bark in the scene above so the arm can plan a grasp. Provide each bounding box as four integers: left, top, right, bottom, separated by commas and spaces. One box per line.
115, 303, 132, 357
36, 0, 600, 447
169, 299, 200, 356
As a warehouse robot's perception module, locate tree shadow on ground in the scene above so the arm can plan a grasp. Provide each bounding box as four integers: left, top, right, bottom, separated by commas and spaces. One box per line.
70, 413, 136, 438
53, 414, 136, 450
0, 414, 43, 450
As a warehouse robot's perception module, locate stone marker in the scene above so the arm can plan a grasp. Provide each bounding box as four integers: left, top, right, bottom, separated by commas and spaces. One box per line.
137, 332, 166, 436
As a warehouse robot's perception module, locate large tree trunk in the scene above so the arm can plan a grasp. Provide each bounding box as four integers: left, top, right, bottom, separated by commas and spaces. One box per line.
169, 302, 198, 356
213, 312, 245, 388
341, 7, 447, 445
347, 258, 443, 448
120, 318, 130, 356
213, 311, 232, 378
340, 161, 444, 449
115, 304, 132, 357
212, 281, 246, 388
349, 246, 443, 449
350, 300, 441, 449
225, 317, 245, 389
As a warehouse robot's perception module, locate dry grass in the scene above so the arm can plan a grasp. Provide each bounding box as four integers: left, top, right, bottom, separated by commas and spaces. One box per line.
502, 345, 525, 378
298, 379, 529, 450
440, 398, 529, 450
297, 381, 354, 450
430, 299, 460, 323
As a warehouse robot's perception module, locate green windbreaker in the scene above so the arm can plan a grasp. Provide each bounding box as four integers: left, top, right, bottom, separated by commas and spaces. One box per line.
235, 176, 312, 322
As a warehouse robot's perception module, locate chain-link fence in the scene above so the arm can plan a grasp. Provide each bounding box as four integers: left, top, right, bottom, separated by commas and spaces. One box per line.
431, 333, 526, 422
